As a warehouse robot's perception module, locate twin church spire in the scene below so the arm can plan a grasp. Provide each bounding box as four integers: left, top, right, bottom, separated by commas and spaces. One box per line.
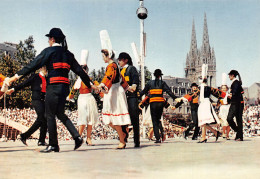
185, 13, 216, 87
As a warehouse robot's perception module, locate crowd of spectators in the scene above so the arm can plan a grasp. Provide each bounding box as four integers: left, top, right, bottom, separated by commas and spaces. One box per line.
0, 104, 259, 140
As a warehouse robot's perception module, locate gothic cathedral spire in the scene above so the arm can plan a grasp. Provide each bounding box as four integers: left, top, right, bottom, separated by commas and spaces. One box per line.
201, 13, 210, 55
185, 13, 216, 87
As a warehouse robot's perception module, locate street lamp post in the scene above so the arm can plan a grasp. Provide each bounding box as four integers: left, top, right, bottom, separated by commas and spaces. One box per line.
137, 0, 147, 91
136, 0, 148, 138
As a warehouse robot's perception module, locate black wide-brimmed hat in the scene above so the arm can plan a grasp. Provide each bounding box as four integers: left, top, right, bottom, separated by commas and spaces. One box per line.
45, 28, 65, 40
191, 83, 198, 87
228, 70, 238, 76
154, 69, 163, 76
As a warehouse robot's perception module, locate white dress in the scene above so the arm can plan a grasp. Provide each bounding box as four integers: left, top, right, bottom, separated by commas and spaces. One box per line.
77, 93, 99, 126
102, 82, 131, 125
198, 84, 220, 126
219, 92, 230, 127
75, 78, 99, 126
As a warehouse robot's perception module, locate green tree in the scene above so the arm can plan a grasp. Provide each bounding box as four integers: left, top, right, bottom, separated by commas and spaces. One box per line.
15, 36, 36, 67
144, 66, 152, 84
0, 36, 36, 108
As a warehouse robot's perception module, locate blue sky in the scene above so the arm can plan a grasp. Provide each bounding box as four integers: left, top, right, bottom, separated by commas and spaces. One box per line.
0, 0, 259, 87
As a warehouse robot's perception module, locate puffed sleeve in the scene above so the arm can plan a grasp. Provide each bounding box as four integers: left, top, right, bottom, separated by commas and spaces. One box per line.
101, 64, 116, 90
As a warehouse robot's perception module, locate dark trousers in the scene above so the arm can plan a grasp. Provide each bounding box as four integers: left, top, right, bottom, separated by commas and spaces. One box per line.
150, 102, 164, 141
185, 109, 200, 139
227, 102, 244, 140
127, 97, 140, 145
45, 84, 80, 146
23, 99, 47, 142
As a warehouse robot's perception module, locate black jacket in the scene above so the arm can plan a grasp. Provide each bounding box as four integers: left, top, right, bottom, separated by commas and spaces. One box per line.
230, 80, 244, 103
14, 73, 46, 100
123, 65, 139, 97
140, 79, 177, 101
17, 46, 91, 88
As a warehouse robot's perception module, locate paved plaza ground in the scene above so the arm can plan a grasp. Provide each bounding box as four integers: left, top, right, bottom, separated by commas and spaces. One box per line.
1, 136, 260, 179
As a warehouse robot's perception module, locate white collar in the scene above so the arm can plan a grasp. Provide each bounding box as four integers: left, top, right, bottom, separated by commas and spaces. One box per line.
39, 71, 45, 77
52, 43, 61, 47
123, 64, 129, 68
232, 77, 238, 83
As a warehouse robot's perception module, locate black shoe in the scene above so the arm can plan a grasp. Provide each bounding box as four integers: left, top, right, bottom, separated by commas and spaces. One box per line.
192, 137, 198, 140
20, 134, 27, 146
226, 137, 230, 140
40, 145, 60, 153
134, 143, 140, 148
198, 139, 207, 143
154, 140, 161, 143
216, 131, 221, 142
38, 142, 48, 146
74, 136, 83, 150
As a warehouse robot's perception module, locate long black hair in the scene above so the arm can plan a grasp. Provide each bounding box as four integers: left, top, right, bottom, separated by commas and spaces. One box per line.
55, 37, 68, 50
230, 70, 242, 85
153, 69, 163, 87
126, 56, 133, 66
237, 72, 242, 85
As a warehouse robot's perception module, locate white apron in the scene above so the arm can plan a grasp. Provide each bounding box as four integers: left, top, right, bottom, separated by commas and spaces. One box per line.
102, 82, 131, 125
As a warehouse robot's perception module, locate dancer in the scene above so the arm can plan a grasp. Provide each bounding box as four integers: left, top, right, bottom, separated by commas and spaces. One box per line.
197, 64, 226, 143
139, 69, 178, 143
118, 52, 140, 147
172, 83, 200, 140
97, 49, 131, 149
68, 50, 98, 146
6, 66, 48, 146
139, 95, 171, 141
218, 73, 231, 140
227, 70, 244, 141
6, 28, 92, 153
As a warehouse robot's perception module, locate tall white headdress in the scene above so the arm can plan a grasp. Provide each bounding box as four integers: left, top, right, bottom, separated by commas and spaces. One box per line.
80, 50, 89, 65
201, 64, 208, 80
200, 64, 208, 102
221, 73, 227, 86
74, 49, 89, 89
100, 30, 113, 58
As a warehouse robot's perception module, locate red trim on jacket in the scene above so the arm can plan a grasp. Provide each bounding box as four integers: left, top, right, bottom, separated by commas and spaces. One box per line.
50, 77, 70, 84
53, 63, 71, 70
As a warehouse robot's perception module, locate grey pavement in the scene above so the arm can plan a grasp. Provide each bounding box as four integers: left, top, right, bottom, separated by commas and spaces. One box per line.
1, 136, 260, 179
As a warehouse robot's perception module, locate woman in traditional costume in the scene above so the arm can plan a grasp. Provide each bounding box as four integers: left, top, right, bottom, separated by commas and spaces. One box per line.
197, 64, 226, 143
218, 73, 231, 140
68, 50, 99, 146
98, 48, 131, 149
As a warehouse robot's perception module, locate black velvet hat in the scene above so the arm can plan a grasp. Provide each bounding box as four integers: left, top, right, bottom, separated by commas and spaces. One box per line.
45, 28, 65, 40
153, 69, 163, 76
191, 83, 198, 87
